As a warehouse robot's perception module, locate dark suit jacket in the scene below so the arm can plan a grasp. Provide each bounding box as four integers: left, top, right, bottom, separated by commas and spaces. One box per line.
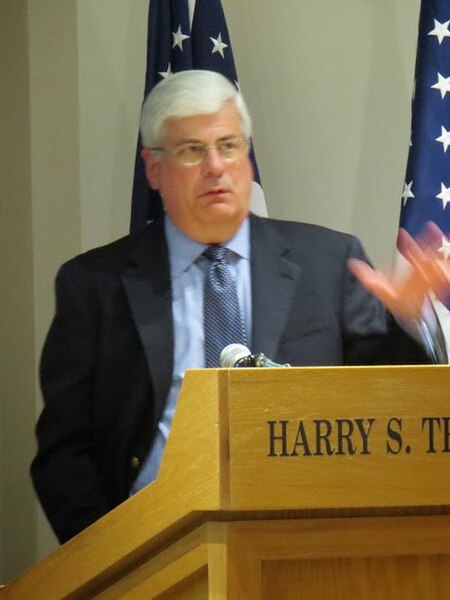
31, 215, 430, 543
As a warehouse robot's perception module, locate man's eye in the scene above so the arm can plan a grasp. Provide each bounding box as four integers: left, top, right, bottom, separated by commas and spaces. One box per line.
177, 144, 205, 156
218, 140, 238, 153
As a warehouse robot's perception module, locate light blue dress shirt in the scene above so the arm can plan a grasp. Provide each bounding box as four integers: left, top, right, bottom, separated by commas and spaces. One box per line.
130, 216, 251, 493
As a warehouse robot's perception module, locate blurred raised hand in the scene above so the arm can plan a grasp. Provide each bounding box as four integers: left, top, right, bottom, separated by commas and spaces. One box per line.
348, 223, 450, 320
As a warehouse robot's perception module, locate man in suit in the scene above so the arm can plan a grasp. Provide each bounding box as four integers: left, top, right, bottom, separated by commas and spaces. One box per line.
31, 70, 449, 544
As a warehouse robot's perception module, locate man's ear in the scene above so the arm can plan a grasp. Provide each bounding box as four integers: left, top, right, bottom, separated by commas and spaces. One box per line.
141, 148, 161, 190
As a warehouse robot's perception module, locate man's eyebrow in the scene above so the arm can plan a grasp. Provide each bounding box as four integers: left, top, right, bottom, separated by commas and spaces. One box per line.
175, 137, 203, 145
174, 134, 240, 146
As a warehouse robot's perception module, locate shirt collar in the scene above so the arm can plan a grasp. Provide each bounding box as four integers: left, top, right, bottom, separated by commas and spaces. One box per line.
164, 215, 250, 279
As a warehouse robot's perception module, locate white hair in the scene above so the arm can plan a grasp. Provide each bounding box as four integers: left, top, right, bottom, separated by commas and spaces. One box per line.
140, 70, 252, 148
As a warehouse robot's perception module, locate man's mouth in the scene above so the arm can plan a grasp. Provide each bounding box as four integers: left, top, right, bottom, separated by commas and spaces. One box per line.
201, 188, 230, 197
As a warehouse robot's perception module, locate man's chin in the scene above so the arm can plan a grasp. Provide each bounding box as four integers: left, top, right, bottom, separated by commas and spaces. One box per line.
191, 207, 248, 243
204, 200, 235, 217
201, 202, 248, 226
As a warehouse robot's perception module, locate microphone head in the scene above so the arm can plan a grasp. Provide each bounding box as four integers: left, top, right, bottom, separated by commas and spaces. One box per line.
220, 344, 251, 368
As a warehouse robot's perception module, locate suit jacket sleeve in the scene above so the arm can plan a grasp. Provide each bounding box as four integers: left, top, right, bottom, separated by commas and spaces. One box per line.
31, 257, 110, 543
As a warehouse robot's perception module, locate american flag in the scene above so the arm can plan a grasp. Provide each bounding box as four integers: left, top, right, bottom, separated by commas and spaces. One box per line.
130, 0, 264, 234
399, 0, 450, 240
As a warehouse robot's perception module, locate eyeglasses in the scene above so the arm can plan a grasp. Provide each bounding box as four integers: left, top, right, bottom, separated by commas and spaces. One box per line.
150, 136, 249, 166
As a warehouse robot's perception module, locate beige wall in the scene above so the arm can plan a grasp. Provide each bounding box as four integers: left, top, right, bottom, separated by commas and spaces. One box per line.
28, 0, 83, 563
0, 0, 422, 582
77, 0, 148, 249
0, 0, 37, 581
223, 0, 420, 266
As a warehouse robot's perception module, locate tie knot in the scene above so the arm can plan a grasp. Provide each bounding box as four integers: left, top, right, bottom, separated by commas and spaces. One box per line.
204, 245, 228, 264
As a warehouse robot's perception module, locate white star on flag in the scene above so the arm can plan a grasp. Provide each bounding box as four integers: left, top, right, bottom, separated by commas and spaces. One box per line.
428, 19, 450, 45
438, 236, 450, 260
437, 183, 450, 209
436, 126, 450, 152
210, 33, 228, 58
401, 181, 415, 205
172, 25, 190, 50
158, 63, 172, 79
431, 73, 450, 99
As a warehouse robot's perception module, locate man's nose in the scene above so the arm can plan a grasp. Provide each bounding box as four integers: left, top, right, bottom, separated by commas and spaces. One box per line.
202, 147, 225, 175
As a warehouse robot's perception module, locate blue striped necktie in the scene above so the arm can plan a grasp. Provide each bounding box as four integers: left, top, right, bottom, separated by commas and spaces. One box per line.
203, 245, 246, 368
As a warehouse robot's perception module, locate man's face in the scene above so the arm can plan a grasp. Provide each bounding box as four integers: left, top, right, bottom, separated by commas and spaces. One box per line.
141, 101, 253, 243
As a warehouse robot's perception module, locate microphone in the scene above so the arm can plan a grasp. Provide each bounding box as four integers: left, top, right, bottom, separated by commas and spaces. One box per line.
220, 344, 254, 367
220, 344, 291, 368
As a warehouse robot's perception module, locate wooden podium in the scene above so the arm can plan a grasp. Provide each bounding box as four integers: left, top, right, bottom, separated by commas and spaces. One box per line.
3, 366, 450, 599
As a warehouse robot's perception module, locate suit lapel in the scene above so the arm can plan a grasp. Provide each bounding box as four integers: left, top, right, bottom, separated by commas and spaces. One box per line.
122, 220, 173, 421
250, 215, 302, 359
